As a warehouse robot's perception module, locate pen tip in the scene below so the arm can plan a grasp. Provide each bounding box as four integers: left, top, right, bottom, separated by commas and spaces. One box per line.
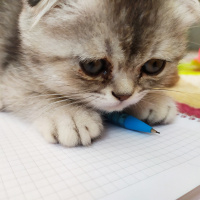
151, 129, 160, 134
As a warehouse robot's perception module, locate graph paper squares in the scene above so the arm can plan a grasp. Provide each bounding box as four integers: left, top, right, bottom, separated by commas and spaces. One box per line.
0, 113, 200, 200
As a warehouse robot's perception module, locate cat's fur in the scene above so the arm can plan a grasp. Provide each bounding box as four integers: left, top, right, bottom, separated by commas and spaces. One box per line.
0, 0, 200, 147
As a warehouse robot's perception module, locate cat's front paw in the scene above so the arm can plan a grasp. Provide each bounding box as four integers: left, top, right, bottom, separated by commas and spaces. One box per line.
126, 92, 177, 125
33, 108, 103, 147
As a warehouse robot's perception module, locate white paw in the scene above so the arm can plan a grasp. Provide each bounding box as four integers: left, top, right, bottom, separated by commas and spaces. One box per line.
33, 108, 103, 147
126, 92, 177, 125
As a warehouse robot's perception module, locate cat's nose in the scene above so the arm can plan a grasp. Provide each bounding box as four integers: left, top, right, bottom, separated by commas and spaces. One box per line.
112, 92, 132, 101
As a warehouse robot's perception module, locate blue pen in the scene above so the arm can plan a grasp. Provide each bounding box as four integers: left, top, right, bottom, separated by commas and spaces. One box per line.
104, 112, 160, 134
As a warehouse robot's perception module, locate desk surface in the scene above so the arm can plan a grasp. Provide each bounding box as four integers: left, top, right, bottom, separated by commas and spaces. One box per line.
178, 185, 200, 200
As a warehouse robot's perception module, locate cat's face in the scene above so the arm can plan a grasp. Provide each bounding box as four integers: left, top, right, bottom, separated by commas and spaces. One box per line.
19, 0, 200, 112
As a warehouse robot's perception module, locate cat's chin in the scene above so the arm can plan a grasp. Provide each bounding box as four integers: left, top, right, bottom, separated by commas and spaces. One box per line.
101, 104, 126, 112
97, 101, 134, 112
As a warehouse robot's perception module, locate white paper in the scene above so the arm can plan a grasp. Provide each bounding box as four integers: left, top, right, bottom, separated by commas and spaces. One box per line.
0, 113, 200, 200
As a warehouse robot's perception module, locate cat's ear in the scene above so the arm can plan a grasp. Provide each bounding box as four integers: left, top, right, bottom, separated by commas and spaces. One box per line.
27, 0, 41, 7
22, 0, 59, 27
176, 0, 200, 26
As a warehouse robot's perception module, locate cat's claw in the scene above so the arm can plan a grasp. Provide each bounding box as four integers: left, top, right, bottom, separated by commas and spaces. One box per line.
125, 92, 177, 125
33, 108, 103, 147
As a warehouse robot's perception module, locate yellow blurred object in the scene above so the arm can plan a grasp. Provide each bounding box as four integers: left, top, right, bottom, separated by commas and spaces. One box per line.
178, 49, 200, 75
168, 75, 200, 108
168, 50, 200, 109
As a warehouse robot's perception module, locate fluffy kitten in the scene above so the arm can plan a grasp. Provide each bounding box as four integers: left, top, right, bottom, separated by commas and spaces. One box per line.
0, 0, 199, 147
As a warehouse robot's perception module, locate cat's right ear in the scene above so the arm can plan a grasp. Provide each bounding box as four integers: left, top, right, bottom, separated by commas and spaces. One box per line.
27, 0, 41, 7
22, 0, 42, 7
22, 0, 59, 27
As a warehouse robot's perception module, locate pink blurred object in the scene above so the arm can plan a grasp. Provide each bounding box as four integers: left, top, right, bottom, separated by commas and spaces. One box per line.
194, 48, 200, 63
177, 102, 200, 118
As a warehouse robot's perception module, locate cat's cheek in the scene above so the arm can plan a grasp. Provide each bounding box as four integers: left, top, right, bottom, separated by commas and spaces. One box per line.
0, 101, 3, 110
0, 92, 3, 110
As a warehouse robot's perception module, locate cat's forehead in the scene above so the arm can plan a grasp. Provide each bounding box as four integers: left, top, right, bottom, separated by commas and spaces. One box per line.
56, 0, 185, 62
28, 0, 199, 65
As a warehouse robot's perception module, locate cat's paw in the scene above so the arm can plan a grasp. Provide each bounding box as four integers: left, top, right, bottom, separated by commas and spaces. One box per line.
125, 92, 177, 125
33, 108, 103, 147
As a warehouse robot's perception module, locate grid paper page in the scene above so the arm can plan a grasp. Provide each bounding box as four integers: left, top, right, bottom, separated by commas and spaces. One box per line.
0, 113, 200, 200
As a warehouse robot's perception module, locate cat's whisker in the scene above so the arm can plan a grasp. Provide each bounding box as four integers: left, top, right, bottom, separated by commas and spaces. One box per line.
1, 91, 98, 114
2, 66, 94, 92
30, 95, 100, 125
190, 25, 200, 28
150, 88, 200, 95
153, 91, 200, 102
188, 41, 200, 46
0, 95, 75, 113
137, 98, 178, 109
21, 96, 100, 135
54, 96, 100, 115
1, 79, 95, 99
39, 96, 101, 130
145, 88, 200, 102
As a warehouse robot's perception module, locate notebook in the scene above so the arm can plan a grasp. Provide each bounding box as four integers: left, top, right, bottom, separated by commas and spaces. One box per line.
0, 112, 200, 200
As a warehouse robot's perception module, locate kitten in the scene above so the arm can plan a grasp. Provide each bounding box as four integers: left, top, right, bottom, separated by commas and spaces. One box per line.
0, 0, 199, 147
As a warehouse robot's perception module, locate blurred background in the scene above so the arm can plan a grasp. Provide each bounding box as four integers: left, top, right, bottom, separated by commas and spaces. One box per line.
188, 23, 200, 50
168, 22, 200, 118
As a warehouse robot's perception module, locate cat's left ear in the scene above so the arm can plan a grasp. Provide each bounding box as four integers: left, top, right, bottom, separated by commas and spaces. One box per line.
177, 0, 200, 26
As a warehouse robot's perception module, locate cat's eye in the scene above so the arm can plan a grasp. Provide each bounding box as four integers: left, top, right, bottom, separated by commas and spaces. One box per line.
80, 59, 107, 77
142, 59, 166, 75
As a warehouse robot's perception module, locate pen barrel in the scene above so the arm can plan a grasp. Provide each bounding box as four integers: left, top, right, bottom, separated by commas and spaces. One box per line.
104, 112, 128, 128
104, 112, 153, 133
124, 116, 152, 133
